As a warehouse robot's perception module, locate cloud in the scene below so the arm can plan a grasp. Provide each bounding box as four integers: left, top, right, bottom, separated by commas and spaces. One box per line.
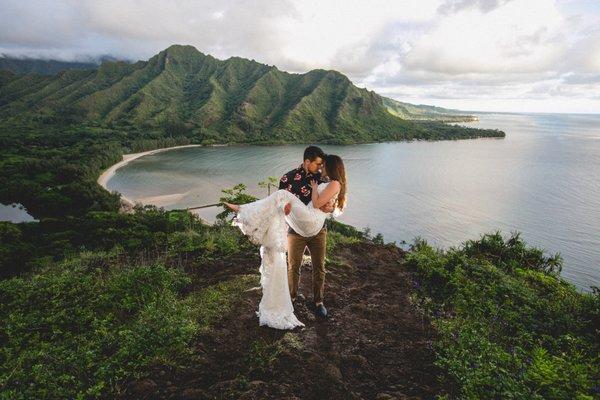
0, 0, 598, 113
0, 0, 298, 63
566, 32, 600, 74
356, 0, 600, 112
402, 0, 566, 75
437, 0, 516, 15
271, 0, 439, 74
0, 1, 86, 49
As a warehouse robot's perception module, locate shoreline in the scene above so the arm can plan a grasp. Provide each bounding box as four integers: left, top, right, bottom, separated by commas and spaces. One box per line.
97, 144, 205, 212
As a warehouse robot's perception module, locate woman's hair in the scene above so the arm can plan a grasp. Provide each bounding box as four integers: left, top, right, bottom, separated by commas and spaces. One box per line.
324, 154, 347, 210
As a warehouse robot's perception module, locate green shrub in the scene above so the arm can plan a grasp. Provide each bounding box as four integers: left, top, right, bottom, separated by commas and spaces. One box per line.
406, 232, 600, 399
199, 223, 244, 258
325, 218, 366, 240
168, 229, 205, 254
217, 184, 258, 221
0, 250, 198, 399
326, 230, 362, 254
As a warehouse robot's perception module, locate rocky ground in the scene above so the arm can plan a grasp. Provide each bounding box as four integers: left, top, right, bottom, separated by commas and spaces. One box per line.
123, 241, 443, 400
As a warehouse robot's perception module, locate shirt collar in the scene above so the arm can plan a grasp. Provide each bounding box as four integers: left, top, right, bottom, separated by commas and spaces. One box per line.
296, 164, 322, 180
297, 164, 311, 177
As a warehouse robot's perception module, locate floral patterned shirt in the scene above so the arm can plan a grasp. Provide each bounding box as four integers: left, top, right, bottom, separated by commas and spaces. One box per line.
278, 164, 326, 205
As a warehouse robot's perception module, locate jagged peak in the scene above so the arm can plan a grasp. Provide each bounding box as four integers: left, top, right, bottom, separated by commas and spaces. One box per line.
326, 69, 350, 80
308, 69, 351, 83
223, 55, 273, 68
162, 44, 204, 56
154, 44, 214, 65
147, 46, 352, 84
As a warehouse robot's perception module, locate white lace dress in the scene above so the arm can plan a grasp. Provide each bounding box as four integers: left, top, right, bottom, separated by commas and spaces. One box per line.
232, 183, 338, 329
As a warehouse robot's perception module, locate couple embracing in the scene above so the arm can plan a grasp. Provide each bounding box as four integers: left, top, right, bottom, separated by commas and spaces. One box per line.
224, 146, 347, 330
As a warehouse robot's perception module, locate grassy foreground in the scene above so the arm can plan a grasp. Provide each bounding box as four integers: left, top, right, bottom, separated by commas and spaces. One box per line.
1, 203, 598, 398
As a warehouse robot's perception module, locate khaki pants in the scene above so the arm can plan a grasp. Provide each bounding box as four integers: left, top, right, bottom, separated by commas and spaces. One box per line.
287, 226, 327, 304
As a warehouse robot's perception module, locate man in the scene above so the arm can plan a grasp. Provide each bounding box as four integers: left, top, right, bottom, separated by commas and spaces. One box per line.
279, 145, 334, 318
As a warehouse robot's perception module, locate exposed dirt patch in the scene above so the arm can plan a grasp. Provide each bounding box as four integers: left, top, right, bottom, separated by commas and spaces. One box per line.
123, 241, 443, 399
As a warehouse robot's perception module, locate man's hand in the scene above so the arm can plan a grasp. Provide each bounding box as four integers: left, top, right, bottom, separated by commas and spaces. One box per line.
319, 202, 335, 213
284, 203, 292, 215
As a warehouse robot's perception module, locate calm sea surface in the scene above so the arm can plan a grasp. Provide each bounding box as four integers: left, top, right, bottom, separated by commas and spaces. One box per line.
105, 112, 600, 291
0, 203, 37, 223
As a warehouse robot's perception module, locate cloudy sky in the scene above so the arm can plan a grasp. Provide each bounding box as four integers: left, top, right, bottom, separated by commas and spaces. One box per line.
1, 0, 599, 113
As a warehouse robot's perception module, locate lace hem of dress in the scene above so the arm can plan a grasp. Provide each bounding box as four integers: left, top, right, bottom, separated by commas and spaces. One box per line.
256, 309, 305, 330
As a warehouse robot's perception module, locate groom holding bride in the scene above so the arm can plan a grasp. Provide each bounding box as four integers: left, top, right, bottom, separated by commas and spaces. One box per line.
225, 145, 347, 329
279, 146, 334, 318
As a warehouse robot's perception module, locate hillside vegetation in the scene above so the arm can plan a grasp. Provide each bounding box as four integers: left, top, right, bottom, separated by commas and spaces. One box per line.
382, 97, 479, 122
0, 56, 99, 75
0, 45, 503, 144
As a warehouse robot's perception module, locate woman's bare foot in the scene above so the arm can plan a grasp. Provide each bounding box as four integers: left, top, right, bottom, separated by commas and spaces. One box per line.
224, 202, 240, 213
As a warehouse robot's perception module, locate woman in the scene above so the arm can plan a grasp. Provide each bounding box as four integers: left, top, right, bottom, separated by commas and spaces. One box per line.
224, 155, 347, 329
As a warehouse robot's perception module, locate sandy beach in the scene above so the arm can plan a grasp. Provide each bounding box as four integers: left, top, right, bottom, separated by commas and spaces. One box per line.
96, 144, 204, 210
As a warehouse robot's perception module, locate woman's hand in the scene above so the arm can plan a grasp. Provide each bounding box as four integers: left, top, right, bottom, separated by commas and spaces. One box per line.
319, 202, 335, 213
310, 179, 319, 193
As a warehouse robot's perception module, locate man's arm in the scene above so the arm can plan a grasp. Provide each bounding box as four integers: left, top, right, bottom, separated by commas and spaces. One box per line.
278, 172, 289, 190
279, 170, 295, 189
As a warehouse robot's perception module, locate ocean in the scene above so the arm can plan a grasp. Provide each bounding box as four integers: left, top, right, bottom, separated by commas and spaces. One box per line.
20, 112, 600, 290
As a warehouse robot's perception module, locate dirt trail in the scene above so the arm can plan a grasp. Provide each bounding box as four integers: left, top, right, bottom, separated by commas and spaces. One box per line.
125, 242, 442, 400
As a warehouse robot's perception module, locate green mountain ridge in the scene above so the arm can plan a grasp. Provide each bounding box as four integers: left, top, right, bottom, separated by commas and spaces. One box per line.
0, 45, 500, 143
1, 51, 478, 123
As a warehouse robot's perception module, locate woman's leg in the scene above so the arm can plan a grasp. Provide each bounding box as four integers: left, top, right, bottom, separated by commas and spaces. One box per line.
228, 189, 323, 241
224, 191, 293, 214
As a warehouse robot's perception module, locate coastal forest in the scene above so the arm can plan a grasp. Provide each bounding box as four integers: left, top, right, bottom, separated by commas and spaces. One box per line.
0, 46, 597, 399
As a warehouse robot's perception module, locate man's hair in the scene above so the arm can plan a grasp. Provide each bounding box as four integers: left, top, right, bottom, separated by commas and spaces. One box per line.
303, 146, 326, 162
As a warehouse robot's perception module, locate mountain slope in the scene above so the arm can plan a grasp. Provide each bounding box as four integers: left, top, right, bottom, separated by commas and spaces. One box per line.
0, 56, 100, 75
0, 45, 502, 143
383, 97, 478, 122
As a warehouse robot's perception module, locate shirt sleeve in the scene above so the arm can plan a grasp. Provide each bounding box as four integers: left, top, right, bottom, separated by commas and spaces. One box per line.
278, 171, 289, 190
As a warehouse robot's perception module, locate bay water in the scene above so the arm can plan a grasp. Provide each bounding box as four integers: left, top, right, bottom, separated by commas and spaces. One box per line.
104, 112, 600, 290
